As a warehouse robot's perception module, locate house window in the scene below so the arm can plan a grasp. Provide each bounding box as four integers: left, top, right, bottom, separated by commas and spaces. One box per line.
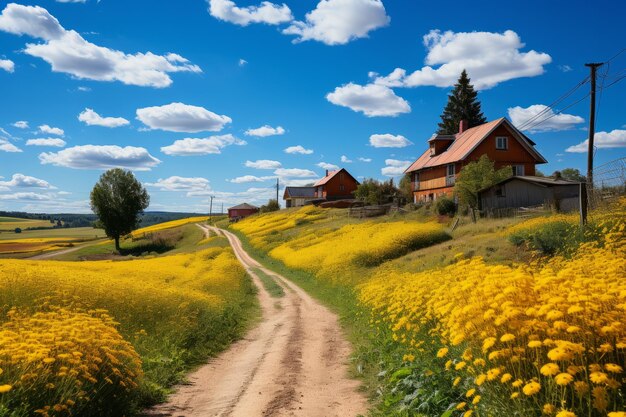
430, 143, 436, 156
339, 184, 345, 192
413, 172, 420, 191
496, 136, 508, 150
446, 164, 455, 186
496, 185, 506, 197
512, 165, 525, 176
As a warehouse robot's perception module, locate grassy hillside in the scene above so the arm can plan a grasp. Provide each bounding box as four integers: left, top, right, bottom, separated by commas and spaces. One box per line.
0, 216, 54, 231
230, 203, 626, 417
0, 239, 258, 416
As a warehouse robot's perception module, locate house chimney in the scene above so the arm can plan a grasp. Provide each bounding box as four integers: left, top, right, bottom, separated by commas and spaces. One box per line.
325, 169, 328, 177
459, 119, 469, 134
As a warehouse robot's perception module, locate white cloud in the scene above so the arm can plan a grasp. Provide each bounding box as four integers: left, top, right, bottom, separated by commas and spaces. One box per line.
369, 133, 412, 148
38, 124, 64, 136
146, 176, 211, 191
508, 104, 584, 132
78, 108, 130, 128
160, 134, 246, 156
77, 86, 91, 91
566, 129, 626, 153
341, 155, 352, 163
284, 145, 313, 154
0, 138, 21, 152
245, 125, 285, 137
316, 162, 339, 171
208, 0, 293, 26
283, 0, 389, 45
26, 138, 67, 147
0, 173, 54, 189
0, 192, 52, 201
136, 102, 232, 133
238, 58, 248, 66
245, 159, 282, 169
39, 145, 161, 170
0, 58, 14, 72
381, 159, 411, 176
326, 83, 410, 117
373, 30, 551, 90
12, 120, 28, 129
281, 178, 317, 186
0, 3, 201, 88
358, 157, 372, 162
558, 65, 573, 72
227, 175, 274, 183
274, 168, 317, 177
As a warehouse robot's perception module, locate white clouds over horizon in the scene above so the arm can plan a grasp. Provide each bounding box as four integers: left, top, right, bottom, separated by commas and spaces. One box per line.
274, 168, 317, 177
39, 145, 161, 170
0, 3, 201, 88
160, 134, 246, 156
137, 102, 232, 133
26, 138, 67, 147
227, 175, 275, 183
508, 104, 585, 132
208, 0, 293, 26
283, 0, 390, 45
12, 121, 28, 129
316, 162, 339, 171
0, 138, 21, 152
0, 58, 14, 72
146, 176, 211, 191
381, 159, 411, 176
566, 129, 626, 153
369, 133, 412, 148
326, 83, 410, 117
38, 124, 64, 136
284, 145, 313, 154
245, 125, 285, 137
78, 108, 130, 128
245, 159, 282, 169
0, 173, 55, 189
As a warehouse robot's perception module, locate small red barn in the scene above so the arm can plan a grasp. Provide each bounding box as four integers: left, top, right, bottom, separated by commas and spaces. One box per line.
313, 168, 360, 200
228, 203, 259, 220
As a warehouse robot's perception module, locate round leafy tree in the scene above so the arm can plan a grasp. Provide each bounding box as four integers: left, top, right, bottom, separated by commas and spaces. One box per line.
90, 168, 149, 252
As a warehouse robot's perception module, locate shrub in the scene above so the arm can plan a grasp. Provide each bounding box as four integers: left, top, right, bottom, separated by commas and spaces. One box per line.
14, 228, 21, 234
436, 197, 456, 216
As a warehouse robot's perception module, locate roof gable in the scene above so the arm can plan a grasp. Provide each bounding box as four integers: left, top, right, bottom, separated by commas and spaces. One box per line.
284, 186, 316, 198
405, 118, 547, 173
313, 168, 360, 186
228, 203, 259, 210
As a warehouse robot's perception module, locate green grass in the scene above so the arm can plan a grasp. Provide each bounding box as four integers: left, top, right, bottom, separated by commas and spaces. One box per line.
0, 226, 105, 240
252, 268, 285, 298
0, 216, 64, 231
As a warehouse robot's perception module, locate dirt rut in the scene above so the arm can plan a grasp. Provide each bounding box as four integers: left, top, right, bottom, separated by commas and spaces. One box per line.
146, 225, 367, 417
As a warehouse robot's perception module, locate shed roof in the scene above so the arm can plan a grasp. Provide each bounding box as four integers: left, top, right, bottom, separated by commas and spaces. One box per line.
313, 168, 359, 186
478, 175, 581, 193
284, 186, 316, 198
405, 118, 547, 173
228, 203, 259, 210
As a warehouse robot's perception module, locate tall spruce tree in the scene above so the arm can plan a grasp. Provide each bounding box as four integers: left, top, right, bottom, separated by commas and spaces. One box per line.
437, 70, 487, 134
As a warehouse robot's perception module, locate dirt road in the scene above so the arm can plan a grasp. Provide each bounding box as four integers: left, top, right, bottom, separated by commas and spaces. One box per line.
147, 225, 367, 417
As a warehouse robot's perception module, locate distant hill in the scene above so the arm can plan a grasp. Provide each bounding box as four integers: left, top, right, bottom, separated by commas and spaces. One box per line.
0, 211, 213, 229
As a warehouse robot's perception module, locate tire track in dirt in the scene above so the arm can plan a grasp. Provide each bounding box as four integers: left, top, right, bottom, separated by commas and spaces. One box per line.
145, 225, 367, 417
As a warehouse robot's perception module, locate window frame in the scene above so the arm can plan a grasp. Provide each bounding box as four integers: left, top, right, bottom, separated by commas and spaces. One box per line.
495, 136, 508, 150
513, 165, 525, 176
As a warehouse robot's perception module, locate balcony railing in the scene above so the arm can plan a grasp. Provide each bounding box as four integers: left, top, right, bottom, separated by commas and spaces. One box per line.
446, 176, 455, 186
412, 176, 455, 191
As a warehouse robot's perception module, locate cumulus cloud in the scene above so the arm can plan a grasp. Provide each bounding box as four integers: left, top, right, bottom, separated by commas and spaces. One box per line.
326, 83, 410, 117
245, 125, 285, 137
0, 58, 14, 72
78, 108, 130, 128
284, 145, 313, 154
358, 157, 372, 162
39, 145, 161, 170
0, 138, 21, 152
316, 162, 339, 170
208, 0, 293, 26
340, 155, 352, 163
381, 159, 411, 176
245, 159, 282, 169
566, 129, 626, 153
0, 3, 201, 88
26, 138, 66, 147
38, 124, 64, 136
12, 120, 28, 129
160, 134, 246, 156
0, 192, 52, 201
373, 30, 551, 90
508, 104, 585, 132
283, 0, 389, 45
0, 173, 54, 189
369, 133, 412, 148
274, 168, 317, 177
238, 58, 248, 66
227, 175, 274, 183
146, 176, 211, 191
136, 102, 232, 133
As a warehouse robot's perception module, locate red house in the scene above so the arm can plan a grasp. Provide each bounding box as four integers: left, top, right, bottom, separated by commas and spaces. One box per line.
405, 118, 547, 203
313, 168, 360, 200
227, 203, 259, 220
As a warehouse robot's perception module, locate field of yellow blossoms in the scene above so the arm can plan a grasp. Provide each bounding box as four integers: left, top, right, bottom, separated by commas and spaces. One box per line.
232, 203, 626, 416
130, 216, 210, 237
0, 243, 255, 416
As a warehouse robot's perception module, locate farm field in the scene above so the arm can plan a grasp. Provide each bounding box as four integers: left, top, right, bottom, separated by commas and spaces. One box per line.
0, 227, 106, 258
0, 219, 258, 416
0, 216, 57, 231
230, 202, 626, 417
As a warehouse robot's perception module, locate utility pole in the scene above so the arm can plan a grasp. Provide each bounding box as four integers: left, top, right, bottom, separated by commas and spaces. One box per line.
221, 202, 224, 215
209, 195, 214, 224
585, 63, 603, 187
276, 178, 279, 208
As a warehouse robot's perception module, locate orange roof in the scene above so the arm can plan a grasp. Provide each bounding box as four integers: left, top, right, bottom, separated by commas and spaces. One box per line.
405, 118, 546, 173
313, 168, 359, 186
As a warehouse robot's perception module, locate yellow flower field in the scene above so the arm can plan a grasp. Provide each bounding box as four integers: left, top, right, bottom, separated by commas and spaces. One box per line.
0, 245, 254, 416
130, 216, 209, 237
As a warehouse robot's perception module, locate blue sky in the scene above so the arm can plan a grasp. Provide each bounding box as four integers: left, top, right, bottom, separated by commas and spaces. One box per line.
0, 0, 624, 213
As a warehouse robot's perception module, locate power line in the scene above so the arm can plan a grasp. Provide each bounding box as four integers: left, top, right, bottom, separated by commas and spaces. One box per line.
521, 92, 591, 132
